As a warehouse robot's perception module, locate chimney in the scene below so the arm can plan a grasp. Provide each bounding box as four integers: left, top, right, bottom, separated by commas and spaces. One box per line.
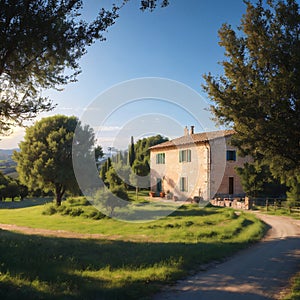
190, 125, 195, 135
184, 126, 189, 136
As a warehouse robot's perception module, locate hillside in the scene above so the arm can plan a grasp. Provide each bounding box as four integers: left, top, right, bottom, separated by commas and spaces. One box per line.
0, 149, 19, 178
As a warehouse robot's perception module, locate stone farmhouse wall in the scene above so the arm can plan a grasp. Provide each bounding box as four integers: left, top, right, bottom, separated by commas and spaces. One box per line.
210, 197, 253, 210
150, 132, 251, 201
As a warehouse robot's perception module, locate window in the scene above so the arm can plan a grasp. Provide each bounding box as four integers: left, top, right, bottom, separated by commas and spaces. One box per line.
226, 150, 236, 161
179, 149, 191, 163
180, 177, 188, 192
156, 153, 165, 164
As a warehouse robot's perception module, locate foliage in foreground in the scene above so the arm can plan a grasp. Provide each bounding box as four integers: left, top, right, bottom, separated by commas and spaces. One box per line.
0, 0, 120, 134
203, 0, 300, 204
0, 204, 266, 300
284, 272, 300, 300
42, 197, 106, 220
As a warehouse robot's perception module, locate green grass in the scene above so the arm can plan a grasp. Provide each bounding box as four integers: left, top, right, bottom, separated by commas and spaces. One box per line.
284, 272, 300, 300
254, 205, 300, 219
0, 199, 267, 299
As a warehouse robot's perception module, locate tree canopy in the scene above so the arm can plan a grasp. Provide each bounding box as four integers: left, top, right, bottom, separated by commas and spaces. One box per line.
203, 0, 300, 202
100, 134, 168, 190
0, 0, 170, 134
0, 0, 122, 134
0, 171, 29, 201
139, 0, 169, 11
13, 115, 95, 205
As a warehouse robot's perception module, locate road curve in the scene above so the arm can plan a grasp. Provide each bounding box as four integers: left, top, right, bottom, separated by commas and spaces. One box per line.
153, 212, 300, 300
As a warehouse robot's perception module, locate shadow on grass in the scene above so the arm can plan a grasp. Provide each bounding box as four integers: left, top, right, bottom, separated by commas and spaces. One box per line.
115, 205, 222, 221
169, 206, 221, 217
0, 229, 260, 300
0, 198, 52, 209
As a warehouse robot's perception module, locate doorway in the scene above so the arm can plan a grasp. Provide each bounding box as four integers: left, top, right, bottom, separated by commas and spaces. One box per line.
229, 177, 234, 195
157, 178, 162, 192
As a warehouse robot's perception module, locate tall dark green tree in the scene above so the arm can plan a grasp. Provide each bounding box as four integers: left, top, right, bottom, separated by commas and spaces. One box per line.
236, 161, 285, 197
94, 146, 104, 161
100, 157, 112, 183
135, 134, 168, 164
13, 115, 95, 205
128, 136, 136, 167
129, 135, 168, 197
5, 180, 19, 201
130, 159, 150, 199
203, 0, 300, 203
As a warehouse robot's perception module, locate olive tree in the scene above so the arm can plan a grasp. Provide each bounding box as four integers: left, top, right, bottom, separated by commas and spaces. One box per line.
14, 115, 95, 205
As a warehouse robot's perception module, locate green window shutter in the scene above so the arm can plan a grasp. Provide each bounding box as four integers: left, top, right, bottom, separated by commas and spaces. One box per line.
156, 153, 165, 164
187, 149, 191, 162
180, 177, 187, 192
233, 151, 236, 161
226, 150, 236, 161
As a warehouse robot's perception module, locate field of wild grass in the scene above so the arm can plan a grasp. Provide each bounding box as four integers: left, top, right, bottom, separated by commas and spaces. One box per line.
0, 197, 267, 300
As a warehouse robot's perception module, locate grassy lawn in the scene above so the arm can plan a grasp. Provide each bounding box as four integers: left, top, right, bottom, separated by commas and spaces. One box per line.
283, 272, 300, 300
254, 205, 300, 220
0, 198, 267, 299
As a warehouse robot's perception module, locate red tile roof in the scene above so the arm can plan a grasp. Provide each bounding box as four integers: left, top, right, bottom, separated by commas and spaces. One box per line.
149, 130, 235, 150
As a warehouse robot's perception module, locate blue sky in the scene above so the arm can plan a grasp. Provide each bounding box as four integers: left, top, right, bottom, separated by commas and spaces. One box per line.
1, 0, 248, 150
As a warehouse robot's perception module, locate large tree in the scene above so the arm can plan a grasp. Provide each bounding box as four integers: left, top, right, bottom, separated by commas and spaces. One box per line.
0, 0, 121, 134
203, 0, 300, 201
0, 0, 169, 134
13, 115, 95, 205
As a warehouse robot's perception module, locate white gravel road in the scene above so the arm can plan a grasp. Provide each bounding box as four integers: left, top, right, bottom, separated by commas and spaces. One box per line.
153, 212, 300, 300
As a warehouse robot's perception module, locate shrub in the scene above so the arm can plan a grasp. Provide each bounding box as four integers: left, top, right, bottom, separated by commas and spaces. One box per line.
69, 208, 84, 217
95, 186, 129, 217
86, 210, 106, 220
42, 205, 57, 215
61, 207, 72, 216
185, 221, 194, 227
57, 205, 67, 213
66, 197, 90, 206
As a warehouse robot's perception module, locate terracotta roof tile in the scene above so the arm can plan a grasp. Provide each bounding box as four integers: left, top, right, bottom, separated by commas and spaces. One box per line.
149, 130, 235, 150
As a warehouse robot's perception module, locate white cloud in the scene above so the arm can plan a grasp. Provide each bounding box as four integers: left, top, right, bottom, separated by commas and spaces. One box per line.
0, 127, 25, 149
94, 125, 122, 132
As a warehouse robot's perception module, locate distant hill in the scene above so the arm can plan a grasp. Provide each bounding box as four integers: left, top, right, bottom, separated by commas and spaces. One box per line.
0, 149, 19, 160
0, 149, 19, 177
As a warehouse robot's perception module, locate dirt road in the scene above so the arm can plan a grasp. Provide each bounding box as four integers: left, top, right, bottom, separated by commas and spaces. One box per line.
153, 213, 300, 300
0, 223, 128, 240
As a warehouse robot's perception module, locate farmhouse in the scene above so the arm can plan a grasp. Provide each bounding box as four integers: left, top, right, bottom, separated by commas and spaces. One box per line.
150, 127, 251, 201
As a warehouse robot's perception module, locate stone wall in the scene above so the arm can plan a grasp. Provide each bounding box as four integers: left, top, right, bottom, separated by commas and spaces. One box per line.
210, 197, 253, 210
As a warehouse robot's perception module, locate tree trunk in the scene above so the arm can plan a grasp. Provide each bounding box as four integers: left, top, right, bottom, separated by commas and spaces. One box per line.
55, 184, 65, 206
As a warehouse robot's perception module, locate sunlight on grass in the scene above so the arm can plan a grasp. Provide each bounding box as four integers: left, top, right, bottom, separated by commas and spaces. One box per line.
0, 271, 76, 299
71, 257, 183, 288
284, 272, 300, 300
0, 199, 268, 299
